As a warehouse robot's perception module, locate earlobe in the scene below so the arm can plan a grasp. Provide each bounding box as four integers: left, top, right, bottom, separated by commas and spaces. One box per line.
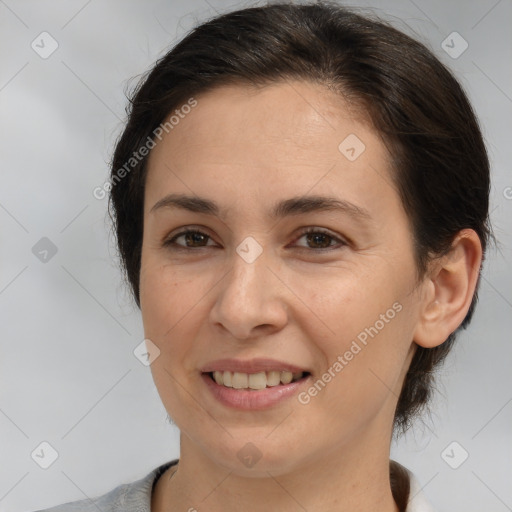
413, 229, 483, 349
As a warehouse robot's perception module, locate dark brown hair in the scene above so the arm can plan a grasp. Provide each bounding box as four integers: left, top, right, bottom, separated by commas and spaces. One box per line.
109, 0, 490, 446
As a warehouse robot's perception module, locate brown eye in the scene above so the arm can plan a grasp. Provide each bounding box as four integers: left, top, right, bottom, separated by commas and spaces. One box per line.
294, 228, 346, 250
305, 232, 333, 249
165, 229, 215, 248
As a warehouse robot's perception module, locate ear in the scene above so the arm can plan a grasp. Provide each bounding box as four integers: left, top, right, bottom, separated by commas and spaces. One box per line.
413, 229, 483, 349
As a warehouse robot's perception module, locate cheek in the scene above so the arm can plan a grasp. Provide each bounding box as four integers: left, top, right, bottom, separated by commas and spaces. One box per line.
139, 258, 220, 371
302, 280, 416, 421
293, 264, 416, 403
140, 258, 197, 334
140, 262, 207, 422
293, 262, 409, 349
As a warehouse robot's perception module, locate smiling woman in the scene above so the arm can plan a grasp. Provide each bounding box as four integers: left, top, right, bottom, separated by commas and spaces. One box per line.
35, 2, 491, 512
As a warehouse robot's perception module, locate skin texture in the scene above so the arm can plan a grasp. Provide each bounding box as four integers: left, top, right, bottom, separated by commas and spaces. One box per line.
140, 80, 482, 512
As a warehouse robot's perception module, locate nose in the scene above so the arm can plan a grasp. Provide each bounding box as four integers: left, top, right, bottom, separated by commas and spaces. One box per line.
209, 245, 289, 340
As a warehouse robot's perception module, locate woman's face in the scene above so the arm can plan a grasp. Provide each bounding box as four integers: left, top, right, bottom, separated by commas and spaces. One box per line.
140, 80, 425, 475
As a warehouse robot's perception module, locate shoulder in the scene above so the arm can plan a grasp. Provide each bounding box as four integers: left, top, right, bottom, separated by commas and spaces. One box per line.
31, 460, 178, 512
390, 459, 437, 512
404, 465, 437, 512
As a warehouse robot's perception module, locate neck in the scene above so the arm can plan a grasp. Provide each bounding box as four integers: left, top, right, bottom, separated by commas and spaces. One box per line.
153, 429, 401, 512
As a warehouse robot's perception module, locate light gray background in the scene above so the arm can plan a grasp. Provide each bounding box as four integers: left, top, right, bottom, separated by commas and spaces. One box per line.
1, 1, 511, 511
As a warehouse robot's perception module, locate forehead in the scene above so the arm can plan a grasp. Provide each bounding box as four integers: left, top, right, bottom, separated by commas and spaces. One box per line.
152, 80, 373, 161
144, 80, 397, 221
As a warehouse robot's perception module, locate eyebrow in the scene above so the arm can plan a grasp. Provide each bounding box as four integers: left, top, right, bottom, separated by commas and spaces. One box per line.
150, 193, 372, 222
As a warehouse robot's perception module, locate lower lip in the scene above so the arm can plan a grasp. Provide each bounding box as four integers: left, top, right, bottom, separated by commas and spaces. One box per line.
201, 373, 309, 410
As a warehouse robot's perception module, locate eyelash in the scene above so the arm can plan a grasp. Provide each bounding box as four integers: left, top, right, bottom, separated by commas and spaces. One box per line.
163, 227, 347, 251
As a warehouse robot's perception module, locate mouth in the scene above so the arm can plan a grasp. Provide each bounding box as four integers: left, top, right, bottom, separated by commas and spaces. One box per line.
199, 358, 312, 409
205, 370, 310, 391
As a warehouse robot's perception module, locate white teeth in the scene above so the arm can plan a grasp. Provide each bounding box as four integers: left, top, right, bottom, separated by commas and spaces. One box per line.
232, 372, 248, 389
280, 371, 293, 384
223, 371, 232, 387
266, 371, 281, 387
248, 372, 267, 390
211, 370, 304, 390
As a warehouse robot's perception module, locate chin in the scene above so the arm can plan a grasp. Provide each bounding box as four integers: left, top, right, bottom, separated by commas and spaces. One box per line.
200, 435, 307, 478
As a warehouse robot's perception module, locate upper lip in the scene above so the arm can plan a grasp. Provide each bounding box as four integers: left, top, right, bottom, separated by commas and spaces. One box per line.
200, 358, 309, 374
